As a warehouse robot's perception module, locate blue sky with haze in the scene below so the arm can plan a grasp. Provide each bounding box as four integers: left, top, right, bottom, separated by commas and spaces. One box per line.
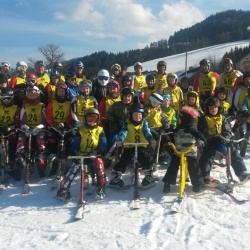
0, 0, 248, 67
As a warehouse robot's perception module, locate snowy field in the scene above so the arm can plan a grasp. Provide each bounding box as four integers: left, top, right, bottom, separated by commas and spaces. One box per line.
1, 155, 250, 250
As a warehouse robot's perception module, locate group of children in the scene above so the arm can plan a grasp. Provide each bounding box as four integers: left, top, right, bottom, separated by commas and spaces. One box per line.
1, 59, 250, 202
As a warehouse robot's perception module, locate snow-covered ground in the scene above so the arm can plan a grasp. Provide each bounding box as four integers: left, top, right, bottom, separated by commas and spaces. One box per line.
1, 155, 250, 250
127, 40, 250, 74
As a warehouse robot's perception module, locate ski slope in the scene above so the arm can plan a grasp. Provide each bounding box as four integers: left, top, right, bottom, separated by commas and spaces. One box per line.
127, 40, 250, 74
1, 157, 250, 250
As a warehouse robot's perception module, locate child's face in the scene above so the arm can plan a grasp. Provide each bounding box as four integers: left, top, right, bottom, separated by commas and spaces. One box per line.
122, 94, 133, 104
188, 97, 196, 106
167, 79, 176, 87
218, 93, 226, 100
132, 112, 142, 122
81, 86, 90, 95
146, 79, 155, 88
86, 114, 98, 126
163, 99, 170, 107
181, 82, 189, 90
208, 105, 219, 116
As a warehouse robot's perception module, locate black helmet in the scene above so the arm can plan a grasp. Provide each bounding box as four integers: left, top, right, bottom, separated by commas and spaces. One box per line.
180, 76, 189, 83
146, 74, 155, 82
53, 62, 62, 69
129, 103, 146, 124
204, 97, 220, 115
120, 87, 134, 98
0, 87, 14, 102
215, 87, 228, 99
199, 59, 210, 67
157, 60, 167, 69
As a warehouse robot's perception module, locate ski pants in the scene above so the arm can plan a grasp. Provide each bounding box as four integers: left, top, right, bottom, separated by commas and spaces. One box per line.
199, 144, 247, 178
162, 154, 203, 187
60, 157, 106, 189
113, 147, 152, 174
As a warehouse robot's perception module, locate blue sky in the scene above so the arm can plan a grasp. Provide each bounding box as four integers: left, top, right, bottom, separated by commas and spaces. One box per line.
0, 0, 248, 68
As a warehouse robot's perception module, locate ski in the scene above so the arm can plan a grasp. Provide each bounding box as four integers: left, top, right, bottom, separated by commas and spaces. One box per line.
74, 202, 85, 220
216, 186, 248, 204
169, 195, 187, 213
22, 183, 31, 195
132, 198, 140, 209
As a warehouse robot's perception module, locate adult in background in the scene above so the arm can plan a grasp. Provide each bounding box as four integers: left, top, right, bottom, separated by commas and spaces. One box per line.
193, 59, 219, 110
217, 58, 242, 104
34, 60, 50, 88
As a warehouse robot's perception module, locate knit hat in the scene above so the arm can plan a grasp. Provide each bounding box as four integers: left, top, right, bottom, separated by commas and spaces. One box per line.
179, 106, 198, 126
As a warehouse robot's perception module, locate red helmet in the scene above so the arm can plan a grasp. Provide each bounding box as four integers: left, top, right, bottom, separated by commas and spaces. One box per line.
26, 73, 37, 86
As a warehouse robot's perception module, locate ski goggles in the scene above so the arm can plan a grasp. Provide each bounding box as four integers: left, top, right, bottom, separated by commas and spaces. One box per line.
98, 76, 109, 81
35, 60, 44, 66
162, 94, 171, 101
27, 79, 36, 84
17, 66, 27, 71
1, 61, 10, 67
167, 76, 176, 81
0, 96, 13, 101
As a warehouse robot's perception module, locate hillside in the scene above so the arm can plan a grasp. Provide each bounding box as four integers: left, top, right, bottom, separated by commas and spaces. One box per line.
66, 10, 250, 76
127, 40, 250, 74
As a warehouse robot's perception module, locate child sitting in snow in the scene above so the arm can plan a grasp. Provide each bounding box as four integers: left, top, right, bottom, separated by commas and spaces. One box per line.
162, 106, 206, 193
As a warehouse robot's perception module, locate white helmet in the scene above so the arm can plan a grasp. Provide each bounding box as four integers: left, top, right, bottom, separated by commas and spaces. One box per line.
97, 69, 110, 86
16, 61, 28, 71
149, 93, 163, 107
134, 62, 142, 69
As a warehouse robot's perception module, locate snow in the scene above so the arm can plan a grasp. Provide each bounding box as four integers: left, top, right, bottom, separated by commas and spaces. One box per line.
2, 41, 250, 250
1, 157, 250, 250
127, 40, 250, 74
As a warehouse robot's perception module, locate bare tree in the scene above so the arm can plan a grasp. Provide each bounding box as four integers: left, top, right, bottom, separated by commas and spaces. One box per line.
27, 57, 37, 68
37, 43, 65, 70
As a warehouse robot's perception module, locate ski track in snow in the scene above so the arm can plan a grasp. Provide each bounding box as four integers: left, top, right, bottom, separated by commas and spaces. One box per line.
1, 159, 250, 250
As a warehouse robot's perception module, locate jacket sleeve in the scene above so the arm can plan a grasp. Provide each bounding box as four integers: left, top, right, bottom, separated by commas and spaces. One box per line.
142, 120, 155, 142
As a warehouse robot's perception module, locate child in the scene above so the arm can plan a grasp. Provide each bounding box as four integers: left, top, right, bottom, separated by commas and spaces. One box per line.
71, 80, 98, 124
163, 72, 184, 116
198, 97, 250, 185
56, 108, 107, 200
161, 94, 177, 129
162, 106, 206, 193
186, 90, 202, 125
214, 87, 231, 116
15, 85, 47, 179
109, 103, 157, 188
180, 77, 191, 106
147, 93, 171, 165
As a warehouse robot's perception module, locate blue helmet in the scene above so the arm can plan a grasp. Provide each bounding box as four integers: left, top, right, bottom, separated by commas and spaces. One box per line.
74, 60, 84, 68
